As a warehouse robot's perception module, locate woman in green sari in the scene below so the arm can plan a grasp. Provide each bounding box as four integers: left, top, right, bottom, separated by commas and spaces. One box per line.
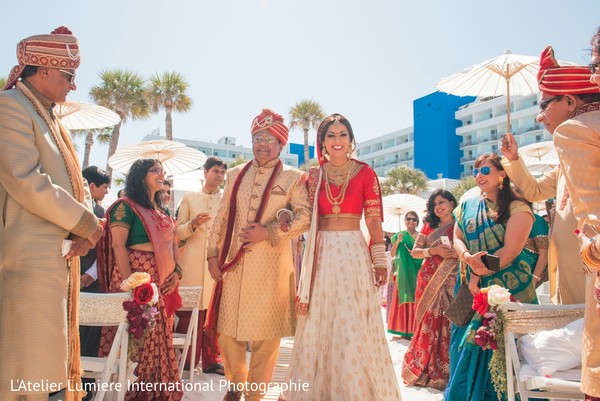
445, 153, 540, 401
387, 211, 423, 338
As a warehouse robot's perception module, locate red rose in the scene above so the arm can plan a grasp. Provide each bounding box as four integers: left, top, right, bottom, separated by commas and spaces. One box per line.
472, 292, 489, 315
133, 283, 154, 305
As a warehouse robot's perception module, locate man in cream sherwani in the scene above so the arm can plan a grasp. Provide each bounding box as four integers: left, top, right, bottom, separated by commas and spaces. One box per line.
206, 109, 311, 401
175, 156, 227, 374
0, 27, 104, 401
502, 46, 600, 400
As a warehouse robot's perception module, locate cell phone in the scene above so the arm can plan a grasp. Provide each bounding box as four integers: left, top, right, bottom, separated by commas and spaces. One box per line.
581, 222, 599, 239
440, 235, 451, 247
482, 254, 500, 272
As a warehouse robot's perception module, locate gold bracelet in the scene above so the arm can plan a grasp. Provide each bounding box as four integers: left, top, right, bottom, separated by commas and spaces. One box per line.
174, 263, 183, 279
532, 274, 541, 281
423, 248, 431, 258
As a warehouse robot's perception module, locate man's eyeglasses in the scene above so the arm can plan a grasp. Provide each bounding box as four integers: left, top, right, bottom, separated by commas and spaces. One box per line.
58, 69, 76, 85
473, 166, 491, 177
252, 135, 279, 144
405, 217, 418, 222
148, 167, 165, 175
589, 61, 600, 75
165, 190, 171, 195
539, 96, 563, 111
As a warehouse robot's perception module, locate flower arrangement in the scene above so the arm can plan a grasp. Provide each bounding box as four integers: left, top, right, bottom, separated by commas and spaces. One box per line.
471, 284, 514, 399
121, 272, 159, 361
472, 284, 511, 350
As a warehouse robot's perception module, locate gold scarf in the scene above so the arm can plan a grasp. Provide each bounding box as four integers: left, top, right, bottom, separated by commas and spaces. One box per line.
17, 82, 86, 401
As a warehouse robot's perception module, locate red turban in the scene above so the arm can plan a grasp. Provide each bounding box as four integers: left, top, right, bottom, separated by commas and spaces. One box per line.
250, 109, 289, 145
537, 46, 597, 96
3, 26, 80, 91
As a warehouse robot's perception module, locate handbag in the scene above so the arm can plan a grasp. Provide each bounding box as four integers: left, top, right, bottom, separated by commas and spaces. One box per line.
444, 283, 475, 327
444, 258, 475, 327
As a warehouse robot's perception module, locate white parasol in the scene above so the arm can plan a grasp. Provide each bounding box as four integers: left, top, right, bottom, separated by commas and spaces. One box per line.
519, 141, 558, 166
108, 140, 208, 176
437, 51, 575, 131
55, 100, 121, 130
381, 194, 427, 233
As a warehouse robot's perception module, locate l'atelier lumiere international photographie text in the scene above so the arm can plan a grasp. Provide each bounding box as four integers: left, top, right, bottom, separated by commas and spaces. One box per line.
11, 378, 311, 394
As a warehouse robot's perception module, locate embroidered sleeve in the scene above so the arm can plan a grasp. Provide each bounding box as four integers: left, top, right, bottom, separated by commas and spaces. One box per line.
533, 235, 549, 250
110, 201, 133, 228
362, 166, 383, 219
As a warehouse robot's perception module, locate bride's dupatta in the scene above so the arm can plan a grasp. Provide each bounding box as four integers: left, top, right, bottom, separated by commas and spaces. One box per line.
296, 166, 322, 315
414, 221, 458, 326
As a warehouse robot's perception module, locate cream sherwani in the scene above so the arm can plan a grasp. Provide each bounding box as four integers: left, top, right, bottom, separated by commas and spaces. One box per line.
176, 188, 222, 309
552, 107, 600, 397
0, 85, 98, 396
501, 156, 586, 304
207, 159, 311, 341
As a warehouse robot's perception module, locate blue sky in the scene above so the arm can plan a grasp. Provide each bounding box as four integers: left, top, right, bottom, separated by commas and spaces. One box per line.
1, 0, 597, 171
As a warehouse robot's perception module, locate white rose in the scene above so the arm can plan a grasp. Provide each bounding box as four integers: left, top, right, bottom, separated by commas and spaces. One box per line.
150, 283, 160, 305
120, 272, 151, 291
487, 285, 511, 306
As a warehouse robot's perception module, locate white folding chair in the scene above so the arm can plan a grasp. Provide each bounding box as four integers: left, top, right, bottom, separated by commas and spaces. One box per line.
172, 285, 203, 383
79, 292, 130, 401
502, 302, 585, 401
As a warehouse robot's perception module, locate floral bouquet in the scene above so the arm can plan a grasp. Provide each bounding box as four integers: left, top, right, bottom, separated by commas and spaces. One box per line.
121, 272, 159, 361
471, 284, 514, 399
472, 284, 512, 350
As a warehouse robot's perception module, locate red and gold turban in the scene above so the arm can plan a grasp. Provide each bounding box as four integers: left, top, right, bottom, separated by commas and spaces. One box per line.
250, 109, 289, 145
537, 46, 597, 96
3, 26, 80, 91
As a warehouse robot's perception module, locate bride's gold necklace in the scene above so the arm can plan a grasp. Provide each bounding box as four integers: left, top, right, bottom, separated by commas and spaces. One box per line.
324, 160, 354, 215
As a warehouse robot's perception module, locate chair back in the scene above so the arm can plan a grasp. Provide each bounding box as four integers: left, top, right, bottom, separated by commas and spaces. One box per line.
503, 302, 585, 334
502, 302, 585, 401
79, 292, 130, 326
178, 286, 203, 311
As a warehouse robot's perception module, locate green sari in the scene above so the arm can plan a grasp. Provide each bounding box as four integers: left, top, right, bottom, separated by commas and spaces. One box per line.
387, 231, 422, 337
445, 196, 540, 401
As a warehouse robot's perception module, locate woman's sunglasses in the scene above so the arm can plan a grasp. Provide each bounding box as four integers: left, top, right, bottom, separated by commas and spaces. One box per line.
473, 166, 491, 177
405, 217, 418, 222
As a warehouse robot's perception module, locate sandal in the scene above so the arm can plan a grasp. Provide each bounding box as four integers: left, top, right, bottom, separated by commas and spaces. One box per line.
202, 363, 225, 375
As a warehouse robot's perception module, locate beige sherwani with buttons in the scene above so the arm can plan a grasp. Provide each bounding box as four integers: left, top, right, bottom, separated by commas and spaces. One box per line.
176, 188, 222, 309
552, 108, 600, 398
207, 159, 310, 400
0, 84, 98, 397
501, 156, 586, 305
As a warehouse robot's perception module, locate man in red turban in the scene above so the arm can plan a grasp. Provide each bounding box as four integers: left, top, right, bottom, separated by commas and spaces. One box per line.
0, 27, 103, 401
538, 45, 600, 401
205, 109, 310, 401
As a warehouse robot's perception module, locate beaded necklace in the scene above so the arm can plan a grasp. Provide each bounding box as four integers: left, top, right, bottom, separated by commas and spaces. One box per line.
323, 160, 354, 215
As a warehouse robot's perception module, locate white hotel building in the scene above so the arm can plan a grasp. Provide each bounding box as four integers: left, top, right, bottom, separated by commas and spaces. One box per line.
354, 92, 551, 180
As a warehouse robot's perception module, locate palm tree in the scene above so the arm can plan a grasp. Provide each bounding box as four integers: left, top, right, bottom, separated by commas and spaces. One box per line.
289, 100, 325, 165
147, 71, 192, 141
0, 77, 6, 89
71, 127, 113, 169
451, 176, 477, 201
90, 69, 150, 179
381, 165, 429, 195
227, 155, 248, 169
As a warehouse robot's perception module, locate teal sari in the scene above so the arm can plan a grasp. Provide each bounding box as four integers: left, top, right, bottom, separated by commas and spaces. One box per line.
444, 196, 541, 401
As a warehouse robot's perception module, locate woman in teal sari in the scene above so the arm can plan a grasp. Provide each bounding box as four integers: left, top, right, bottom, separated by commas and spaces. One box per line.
387, 211, 423, 338
444, 153, 540, 401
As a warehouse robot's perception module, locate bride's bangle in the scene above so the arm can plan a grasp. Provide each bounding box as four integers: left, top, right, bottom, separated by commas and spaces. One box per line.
423, 248, 431, 258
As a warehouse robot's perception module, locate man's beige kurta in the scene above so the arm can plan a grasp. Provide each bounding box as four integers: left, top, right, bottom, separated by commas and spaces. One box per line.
207, 159, 311, 341
0, 86, 98, 395
552, 108, 600, 397
176, 188, 222, 309
501, 157, 586, 304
